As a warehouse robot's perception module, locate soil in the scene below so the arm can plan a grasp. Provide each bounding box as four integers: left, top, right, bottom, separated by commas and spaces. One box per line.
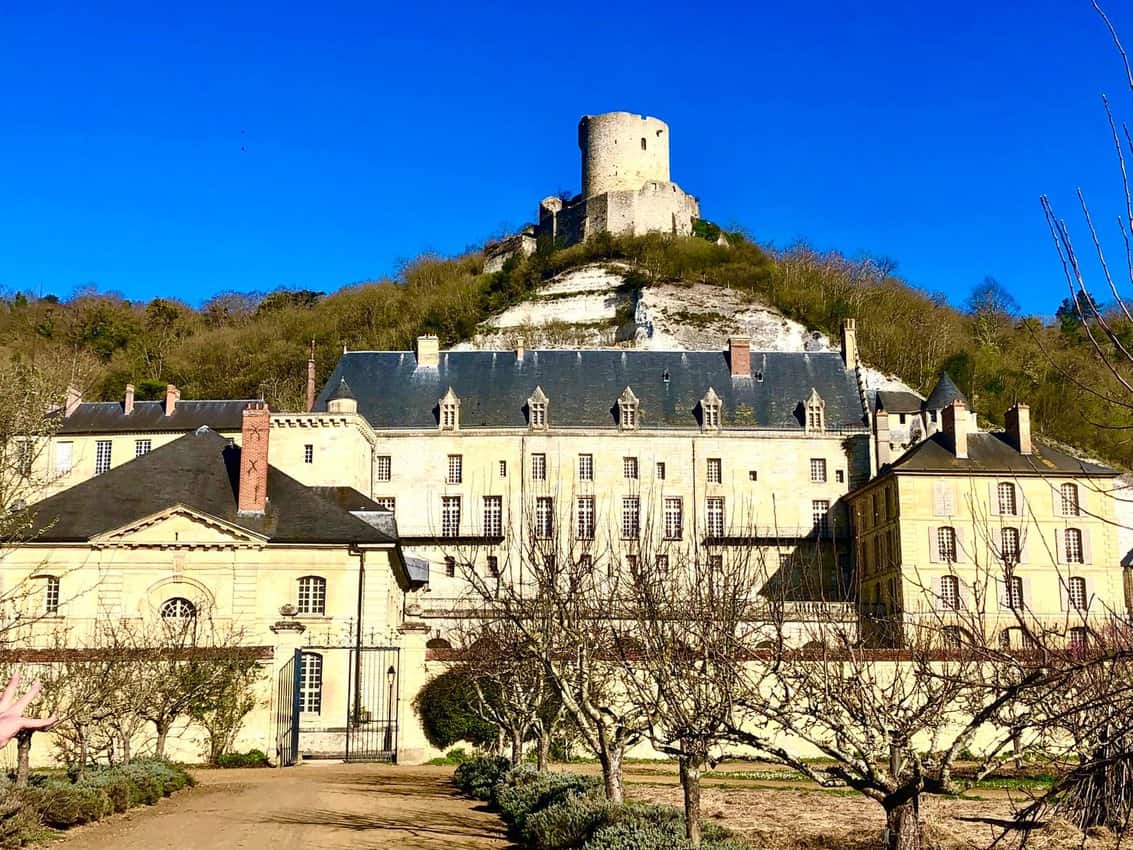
39, 763, 513, 850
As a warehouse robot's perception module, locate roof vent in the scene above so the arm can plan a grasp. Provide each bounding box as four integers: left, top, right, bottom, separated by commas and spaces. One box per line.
195, 425, 211, 435
753, 370, 764, 382
662, 369, 670, 383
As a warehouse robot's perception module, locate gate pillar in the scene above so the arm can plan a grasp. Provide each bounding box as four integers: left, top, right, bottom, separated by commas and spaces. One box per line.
269, 607, 307, 765
395, 620, 431, 764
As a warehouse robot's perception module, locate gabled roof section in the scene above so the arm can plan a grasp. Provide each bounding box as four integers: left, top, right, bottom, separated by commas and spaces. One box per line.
327, 378, 355, 401
57, 400, 259, 435
314, 349, 869, 431
876, 390, 924, 414
21, 429, 397, 545
887, 432, 1118, 477
924, 373, 967, 411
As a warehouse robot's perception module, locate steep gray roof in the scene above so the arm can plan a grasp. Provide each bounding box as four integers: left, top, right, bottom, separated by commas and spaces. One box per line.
315, 350, 868, 431
876, 390, 924, 414
22, 429, 398, 545
924, 373, 967, 411
888, 432, 1117, 477
58, 400, 257, 435
327, 378, 355, 401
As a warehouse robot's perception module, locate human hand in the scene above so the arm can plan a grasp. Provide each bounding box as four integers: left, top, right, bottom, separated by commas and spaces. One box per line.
0, 674, 57, 748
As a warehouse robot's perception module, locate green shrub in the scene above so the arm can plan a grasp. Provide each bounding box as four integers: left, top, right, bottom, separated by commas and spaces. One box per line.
0, 790, 48, 849
216, 750, 270, 769
26, 781, 110, 828
82, 772, 132, 813
522, 790, 621, 849
496, 770, 600, 830
453, 756, 511, 801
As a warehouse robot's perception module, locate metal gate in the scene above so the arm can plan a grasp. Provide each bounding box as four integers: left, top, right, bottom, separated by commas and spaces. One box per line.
275, 649, 301, 767
344, 646, 400, 762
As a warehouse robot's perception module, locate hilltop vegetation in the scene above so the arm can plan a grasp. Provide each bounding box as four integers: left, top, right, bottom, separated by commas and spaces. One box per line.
2, 231, 1130, 466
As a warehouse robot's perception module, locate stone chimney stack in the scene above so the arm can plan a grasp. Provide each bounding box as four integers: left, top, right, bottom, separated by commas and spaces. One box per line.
875, 409, 891, 467
305, 340, 317, 413
64, 385, 82, 418
124, 383, 135, 415
841, 319, 858, 367
164, 384, 180, 416
942, 399, 969, 460
728, 335, 751, 378
416, 335, 439, 369
516, 337, 525, 362
1005, 402, 1032, 455
238, 402, 270, 515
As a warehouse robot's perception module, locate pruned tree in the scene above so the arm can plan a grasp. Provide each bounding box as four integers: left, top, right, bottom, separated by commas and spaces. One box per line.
188, 655, 265, 765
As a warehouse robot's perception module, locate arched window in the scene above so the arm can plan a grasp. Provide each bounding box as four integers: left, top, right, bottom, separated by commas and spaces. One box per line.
939, 575, 960, 610
1064, 528, 1084, 564
936, 527, 957, 563
299, 652, 323, 713
1060, 483, 1080, 516
1068, 576, 1087, 610
1000, 527, 1021, 565
528, 386, 549, 431
640, 137, 647, 151
618, 387, 639, 431
804, 388, 825, 433
997, 482, 1018, 516
41, 576, 60, 615
160, 597, 196, 620
438, 387, 460, 431
297, 576, 327, 615
701, 388, 722, 431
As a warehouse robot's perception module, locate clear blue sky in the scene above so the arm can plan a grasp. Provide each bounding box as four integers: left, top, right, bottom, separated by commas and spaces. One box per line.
1, 0, 1129, 314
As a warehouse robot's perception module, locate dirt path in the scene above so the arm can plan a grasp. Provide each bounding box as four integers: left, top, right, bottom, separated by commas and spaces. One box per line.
44, 763, 512, 850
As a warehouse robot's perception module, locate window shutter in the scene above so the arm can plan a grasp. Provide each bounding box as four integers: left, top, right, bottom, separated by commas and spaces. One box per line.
1085, 576, 1097, 610
1017, 488, 1027, 520
954, 527, 967, 563
1021, 575, 1033, 610
987, 482, 999, 516
1054, 529, 1066, 565
957, 575, 970, 609
928, 526, 941, 563
1051, 486, 1061, 518
1057, 577, 1068, 611
933, 483, 954, 517
996, 578, 1009, 609
1082, 529, 1093, 565
1017, 529, 1028, 565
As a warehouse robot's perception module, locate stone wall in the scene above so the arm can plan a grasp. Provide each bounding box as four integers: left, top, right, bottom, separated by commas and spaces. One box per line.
580, 112, 671, 197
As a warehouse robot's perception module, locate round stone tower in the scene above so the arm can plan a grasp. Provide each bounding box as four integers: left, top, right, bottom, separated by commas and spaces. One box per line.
579, 112, 671, 199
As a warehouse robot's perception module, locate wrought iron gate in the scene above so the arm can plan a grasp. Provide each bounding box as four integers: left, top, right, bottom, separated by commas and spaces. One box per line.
275, 649, 301, 767
344, 646, 400, 762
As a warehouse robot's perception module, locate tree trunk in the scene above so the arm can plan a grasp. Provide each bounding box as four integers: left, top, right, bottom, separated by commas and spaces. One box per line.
536, 730, 550, 772
510, 728, 524, 766
120, 731, 132, 765
15, 731, 32, 788
679, 755, 704, 848
77, 727, 89, 782
884, 799, 922, 850
155, 722, 171, 759
598, 746, 624, 803
496, 726, 506, 756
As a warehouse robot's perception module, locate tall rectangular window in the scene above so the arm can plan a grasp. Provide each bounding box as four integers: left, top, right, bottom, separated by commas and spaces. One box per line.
656, 462, 666, 480
483, 496, 502, 537
1068, 576, 1087, 610
997, 482, 1018, 516
940, 575, 959, 610
447, 454, 463, 484
706, 498, 725, 537
1064, 528, 1084, 563
376, 456, 391, 481
707, 458, 722, 484
487, 555, 500, 578
937, 526, 957, 562
621, 497, 640, 539
623, 457, 638, 479
1060, 483, 1080, 516
535, 497, 554, 538
655, 555, 669, 576
577, 497, 595, 540
299, 652, 323, 713
578, 454, 593, 481
95, 440, 112, 475
499, 460, 507, 478
297, 576, 327, 615
664, 497, 683, 540
55, 441, 73, 475
1007, 575, 1024, 609
810, 458, 827, 483
812, 500, 830, 536
43, 576, 60, 615
303, 444, 314, 464
1000, 527, 1020, 564
135, 439, 152, 457
441, 497, 461, 537
532, 454, 546, 481
444, 557, 456, 577
530, 401, 546, 428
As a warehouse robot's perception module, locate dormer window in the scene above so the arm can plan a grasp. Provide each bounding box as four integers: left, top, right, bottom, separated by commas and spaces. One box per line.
618, 387, 639, 431
701, 387, 722, 431
439, 387, 460, 431
805, 388, 825, 433
528, 386, 549, 431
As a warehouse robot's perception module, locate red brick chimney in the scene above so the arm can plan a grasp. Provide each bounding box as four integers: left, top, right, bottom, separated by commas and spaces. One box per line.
124, 383, 135, 415
1005, 402, 1032, 455
164, 384, 180, 416
238, 402, 270, 514
942, 399, 969, 460
306, 340, 317, 413
728, 336, 751, 377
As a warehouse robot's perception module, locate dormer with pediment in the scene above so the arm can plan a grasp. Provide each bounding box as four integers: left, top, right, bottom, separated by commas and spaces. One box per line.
528, 386, 549, 431
805, 388, 826, 434
701, 387, 722, 432
439, 387, 461, 431
618, 386, 639, 431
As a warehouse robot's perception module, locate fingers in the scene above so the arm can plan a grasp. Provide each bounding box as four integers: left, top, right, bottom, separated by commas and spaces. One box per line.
20, 716, 58, 731
0, 674, 20, 712
11, 680, 41, 715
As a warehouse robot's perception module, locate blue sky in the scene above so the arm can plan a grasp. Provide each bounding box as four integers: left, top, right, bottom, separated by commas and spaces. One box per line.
1, 1, 1129, 314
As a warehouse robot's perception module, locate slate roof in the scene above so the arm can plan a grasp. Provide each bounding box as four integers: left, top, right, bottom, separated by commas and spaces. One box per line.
924, 373, 967, 410
876, 390, 924, 414
315, 350, 868, 431
57, 400, 258, 435
888, 432, 1118, 477
22, 428, 398, 545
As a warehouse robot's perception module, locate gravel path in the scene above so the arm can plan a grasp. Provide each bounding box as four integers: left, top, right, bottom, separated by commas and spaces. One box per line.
43, 763, 511, 850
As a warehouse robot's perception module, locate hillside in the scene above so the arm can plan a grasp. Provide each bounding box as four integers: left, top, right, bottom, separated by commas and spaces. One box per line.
1, 231, 1130, 468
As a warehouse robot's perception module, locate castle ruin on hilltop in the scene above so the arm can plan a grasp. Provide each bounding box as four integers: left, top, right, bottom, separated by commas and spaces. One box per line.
485, 111, 701, 271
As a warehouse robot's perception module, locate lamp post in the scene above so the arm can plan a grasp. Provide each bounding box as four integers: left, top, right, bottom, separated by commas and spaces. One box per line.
384, 664, 396, 756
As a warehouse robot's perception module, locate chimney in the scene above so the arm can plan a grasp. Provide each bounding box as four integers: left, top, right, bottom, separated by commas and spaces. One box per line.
416, 335, 439, 368
1005, 402, 1032, 455
875, 409, 891, 467
515, 336, 525, 362
238, 402, 270, 514
942, 399, 969, 460
124, 383, 135, 415
841, 319, 858, 367
164, 384, 180, 416
306, 340, 317, 413
64, 384, 82, 417
728, 335, 751, 377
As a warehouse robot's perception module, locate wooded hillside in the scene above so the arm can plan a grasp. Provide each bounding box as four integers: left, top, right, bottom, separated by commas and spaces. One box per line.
3, 231, 1128, 467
